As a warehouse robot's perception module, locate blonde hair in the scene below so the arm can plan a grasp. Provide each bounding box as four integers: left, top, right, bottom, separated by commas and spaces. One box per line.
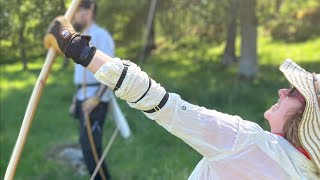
283, 109, 304, 147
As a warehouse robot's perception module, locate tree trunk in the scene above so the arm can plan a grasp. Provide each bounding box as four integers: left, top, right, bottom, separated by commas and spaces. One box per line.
21, 49, 27, 71
19, 22, 27, 71
142, 21, 156, 59
17, 0, 28, 71
60, 0, 65, 10
275, 0, 282, 15
239, 0, 258, 78
221, 0, 238, 65
138, 0, 157, 65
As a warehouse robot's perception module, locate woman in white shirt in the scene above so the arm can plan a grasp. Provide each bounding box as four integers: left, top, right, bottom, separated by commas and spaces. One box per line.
45, 16, 320, 179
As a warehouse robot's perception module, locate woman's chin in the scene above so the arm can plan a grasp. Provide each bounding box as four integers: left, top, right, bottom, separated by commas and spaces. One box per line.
264, 110, 271, 121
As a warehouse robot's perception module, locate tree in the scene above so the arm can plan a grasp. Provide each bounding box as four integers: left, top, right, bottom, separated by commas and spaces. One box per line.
239, 0, 258, 78
0, 0, 66, 69
138, 0, 157, 64
275, 0, 282, 15
17, 0, 29, 70
221, 0, 238, 65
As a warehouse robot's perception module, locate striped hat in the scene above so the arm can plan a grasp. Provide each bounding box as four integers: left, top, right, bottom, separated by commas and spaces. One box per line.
280, 59, 320, 173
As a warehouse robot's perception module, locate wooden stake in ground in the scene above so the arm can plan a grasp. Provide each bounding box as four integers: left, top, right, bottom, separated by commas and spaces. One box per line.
4, 1, 81, 179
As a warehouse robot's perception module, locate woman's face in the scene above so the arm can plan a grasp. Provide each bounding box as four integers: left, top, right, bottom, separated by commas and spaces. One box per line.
264, 88, 305, 134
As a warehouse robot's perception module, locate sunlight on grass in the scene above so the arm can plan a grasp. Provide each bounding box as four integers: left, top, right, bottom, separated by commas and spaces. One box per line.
1, 76, 37, 90
207, 43, 225, 58
0, 57, 72, 98
259, 36, 320, 65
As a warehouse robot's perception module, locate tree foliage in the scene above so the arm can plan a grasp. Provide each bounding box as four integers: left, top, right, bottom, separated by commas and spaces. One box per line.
0, 0, 318, 66
1, 0, 66, 65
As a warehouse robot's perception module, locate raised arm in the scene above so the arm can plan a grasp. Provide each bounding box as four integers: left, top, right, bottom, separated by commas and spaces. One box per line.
44, 16, 256, 158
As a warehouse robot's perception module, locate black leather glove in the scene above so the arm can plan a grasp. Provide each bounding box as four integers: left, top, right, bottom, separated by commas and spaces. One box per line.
44, 16, 96, 67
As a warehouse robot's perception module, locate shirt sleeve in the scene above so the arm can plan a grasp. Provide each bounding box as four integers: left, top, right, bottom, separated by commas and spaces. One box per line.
94, 58, 260, 158
153, 94, 262, 158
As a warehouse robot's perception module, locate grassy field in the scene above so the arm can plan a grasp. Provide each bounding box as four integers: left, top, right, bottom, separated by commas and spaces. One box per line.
1, 35, 319, 180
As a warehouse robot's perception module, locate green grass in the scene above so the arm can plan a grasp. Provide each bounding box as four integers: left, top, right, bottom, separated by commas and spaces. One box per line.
1, 35, 319, 180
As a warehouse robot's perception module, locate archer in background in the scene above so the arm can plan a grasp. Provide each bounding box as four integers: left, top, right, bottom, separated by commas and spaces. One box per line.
69, 1, 115, 179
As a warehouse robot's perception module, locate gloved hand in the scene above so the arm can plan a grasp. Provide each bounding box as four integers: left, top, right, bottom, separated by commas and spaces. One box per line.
44, 16, 79, 54
44, 16, 96, 67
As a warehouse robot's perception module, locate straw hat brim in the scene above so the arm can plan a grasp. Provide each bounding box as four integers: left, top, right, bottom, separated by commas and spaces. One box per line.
279, 59, 320, 174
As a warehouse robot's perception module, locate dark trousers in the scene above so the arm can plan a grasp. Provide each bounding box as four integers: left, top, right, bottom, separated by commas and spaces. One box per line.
76, 100, 111, 180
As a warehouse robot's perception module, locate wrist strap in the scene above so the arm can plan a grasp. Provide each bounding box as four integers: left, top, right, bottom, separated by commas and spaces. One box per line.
65, 35, 96, 67
79, 45, 96, 67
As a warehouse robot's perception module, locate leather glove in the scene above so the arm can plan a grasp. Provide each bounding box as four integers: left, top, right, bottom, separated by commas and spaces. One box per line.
44, 16, 79, 54
44, 16, 96, 67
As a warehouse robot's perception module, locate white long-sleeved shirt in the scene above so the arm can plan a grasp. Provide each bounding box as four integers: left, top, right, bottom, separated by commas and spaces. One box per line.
74, 23, 115, 101
94, 58, 319, 180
